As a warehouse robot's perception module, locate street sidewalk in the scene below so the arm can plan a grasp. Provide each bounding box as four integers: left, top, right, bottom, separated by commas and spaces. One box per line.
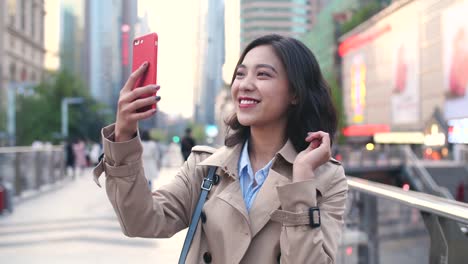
0, 145, 188, 264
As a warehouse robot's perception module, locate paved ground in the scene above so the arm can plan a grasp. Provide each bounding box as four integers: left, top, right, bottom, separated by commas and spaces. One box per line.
0, 143, 186, 264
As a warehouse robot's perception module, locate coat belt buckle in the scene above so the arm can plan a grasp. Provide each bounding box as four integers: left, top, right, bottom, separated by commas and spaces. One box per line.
201, 178, 213, 191
309, 207, 321, 228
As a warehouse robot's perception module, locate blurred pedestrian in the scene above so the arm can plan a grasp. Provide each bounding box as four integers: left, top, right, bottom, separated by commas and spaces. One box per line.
65, 139, 76, 179
89, 142, 102, 167
31, 140, 43, 149
180, 128, 195, 161
140, 130, 160, 183
154, 139, 164, 169
94, 34, 346, 263
73, 139, 87, 176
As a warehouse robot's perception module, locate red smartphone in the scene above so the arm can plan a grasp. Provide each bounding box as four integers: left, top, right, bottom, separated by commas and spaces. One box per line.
131, 32, 158, 112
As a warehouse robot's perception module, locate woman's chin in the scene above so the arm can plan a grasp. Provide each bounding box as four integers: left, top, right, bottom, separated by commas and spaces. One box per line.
237, 115, 255, 127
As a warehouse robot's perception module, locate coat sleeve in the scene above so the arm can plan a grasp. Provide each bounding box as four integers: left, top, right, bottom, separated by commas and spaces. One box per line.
93, 124, 207, 238
272, 165, 348, 264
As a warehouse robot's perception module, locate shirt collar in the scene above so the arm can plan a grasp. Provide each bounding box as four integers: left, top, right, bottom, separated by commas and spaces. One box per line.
239, 140, 253, 179
197, 139, 298, 178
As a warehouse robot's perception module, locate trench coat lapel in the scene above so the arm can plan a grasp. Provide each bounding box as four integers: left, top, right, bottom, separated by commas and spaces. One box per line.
216, 179, 250, 224
249, 140, 296, 237
197, 144, 250, 223
248, 168, 290, 237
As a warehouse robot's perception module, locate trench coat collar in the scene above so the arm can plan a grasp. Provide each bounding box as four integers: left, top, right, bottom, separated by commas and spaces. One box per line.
197, 144, 243, 179
197, 139, 298, 178
198, 139, 299, 238
275, 139, 297, 165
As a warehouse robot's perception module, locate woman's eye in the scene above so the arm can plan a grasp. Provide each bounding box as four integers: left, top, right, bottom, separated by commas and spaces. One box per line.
235, 71, 245, 77
258, 71, 271, 77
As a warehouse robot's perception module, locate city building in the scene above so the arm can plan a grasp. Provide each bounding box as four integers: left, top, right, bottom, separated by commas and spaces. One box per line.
120, 0, 138, 88
83, 0, 137, 110
193, 0, 225, 126
0, 0, 46, 145
240, 0, 327, 49
0, 0, 46, 99
214, 84, 234, 146
84, 0, 122, 109
301, 0, 384, 80
340, 0, 468, 160
60, 0, 85, 80
309, 0, 328, 28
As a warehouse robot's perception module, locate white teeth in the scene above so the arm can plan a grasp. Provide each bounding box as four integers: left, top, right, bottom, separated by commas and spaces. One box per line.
240, 99, 258, 105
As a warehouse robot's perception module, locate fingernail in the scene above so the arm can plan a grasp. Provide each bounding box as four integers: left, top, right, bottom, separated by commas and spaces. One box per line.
142, 61, 148, 67
155, 96, 161, 101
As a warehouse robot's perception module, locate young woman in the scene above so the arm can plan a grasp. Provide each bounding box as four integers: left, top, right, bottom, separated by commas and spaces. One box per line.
93, 34, 347, 263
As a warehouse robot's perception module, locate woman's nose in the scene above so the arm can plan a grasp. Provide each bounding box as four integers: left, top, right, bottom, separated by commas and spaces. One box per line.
239, 75, 255, 91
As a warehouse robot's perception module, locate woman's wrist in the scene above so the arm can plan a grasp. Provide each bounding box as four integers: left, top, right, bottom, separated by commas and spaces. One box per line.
115, 130, 134, 142
292, 166, 316, 182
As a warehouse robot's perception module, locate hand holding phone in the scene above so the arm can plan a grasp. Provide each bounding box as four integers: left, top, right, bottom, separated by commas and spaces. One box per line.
132, 32, 159, 112
114, 33, 159, 142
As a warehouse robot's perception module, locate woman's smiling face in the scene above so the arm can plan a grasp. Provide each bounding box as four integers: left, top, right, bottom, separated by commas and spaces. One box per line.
231, 45, 294, 129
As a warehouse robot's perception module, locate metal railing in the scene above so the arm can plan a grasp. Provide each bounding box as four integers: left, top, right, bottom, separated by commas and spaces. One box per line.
400, 145, 453, 198
0, 145, 66, 200
345, 176, 468, 264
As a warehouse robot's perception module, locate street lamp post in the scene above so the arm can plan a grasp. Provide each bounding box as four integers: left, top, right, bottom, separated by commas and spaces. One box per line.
7, 82, 35, 146
61, 97, 84, 139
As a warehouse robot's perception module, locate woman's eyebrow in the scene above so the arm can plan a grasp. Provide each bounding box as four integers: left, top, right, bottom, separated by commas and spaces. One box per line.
255, 64, 277, 74
236, 64, 277, 74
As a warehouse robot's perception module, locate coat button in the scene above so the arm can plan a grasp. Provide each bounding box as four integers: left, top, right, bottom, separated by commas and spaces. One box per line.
203, 252, 212, 263
213, 174, 220, 185
201, 211, 207, 223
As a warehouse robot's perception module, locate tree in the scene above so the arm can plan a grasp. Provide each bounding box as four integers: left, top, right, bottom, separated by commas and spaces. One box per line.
15, 70, 111, 145
340, 2, 382, 35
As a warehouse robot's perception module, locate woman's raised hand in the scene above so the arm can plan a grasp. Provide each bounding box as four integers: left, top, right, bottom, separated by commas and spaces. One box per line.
115, 62, 160, 142
292, 131, 331, 182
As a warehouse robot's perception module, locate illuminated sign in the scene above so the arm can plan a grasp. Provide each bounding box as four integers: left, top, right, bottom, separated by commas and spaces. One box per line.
350, 56, 366, 123
448, 118, 468, 144
339, 25, 392, 57
343, 124, 390, 137
121, 24, 130, 66
424, 124, 446, 146
374, 132, 425, 144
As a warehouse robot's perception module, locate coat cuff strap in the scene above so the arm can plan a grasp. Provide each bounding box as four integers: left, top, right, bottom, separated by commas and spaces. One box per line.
270, 207, 321, 228
92, 156, 142, 187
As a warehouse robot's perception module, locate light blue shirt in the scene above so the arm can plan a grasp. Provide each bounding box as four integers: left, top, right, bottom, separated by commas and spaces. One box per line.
238, 141, 274, 212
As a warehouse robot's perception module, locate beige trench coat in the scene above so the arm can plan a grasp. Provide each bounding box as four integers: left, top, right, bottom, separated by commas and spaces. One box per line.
93, 124, 348, 264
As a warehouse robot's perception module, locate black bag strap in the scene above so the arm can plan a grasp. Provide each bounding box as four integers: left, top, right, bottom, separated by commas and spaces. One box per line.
178, 166, 217, 264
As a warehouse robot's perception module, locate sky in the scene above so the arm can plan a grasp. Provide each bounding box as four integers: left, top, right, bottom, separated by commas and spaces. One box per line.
43, 0, 239, 118
137, 0, 240, 118
44, 0, 60, 70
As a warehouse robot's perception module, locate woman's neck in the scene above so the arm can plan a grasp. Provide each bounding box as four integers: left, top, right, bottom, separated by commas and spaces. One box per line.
248, 124, 287, 171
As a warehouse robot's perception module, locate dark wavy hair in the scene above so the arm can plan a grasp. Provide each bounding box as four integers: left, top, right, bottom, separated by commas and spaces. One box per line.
224, 34, 338, 152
